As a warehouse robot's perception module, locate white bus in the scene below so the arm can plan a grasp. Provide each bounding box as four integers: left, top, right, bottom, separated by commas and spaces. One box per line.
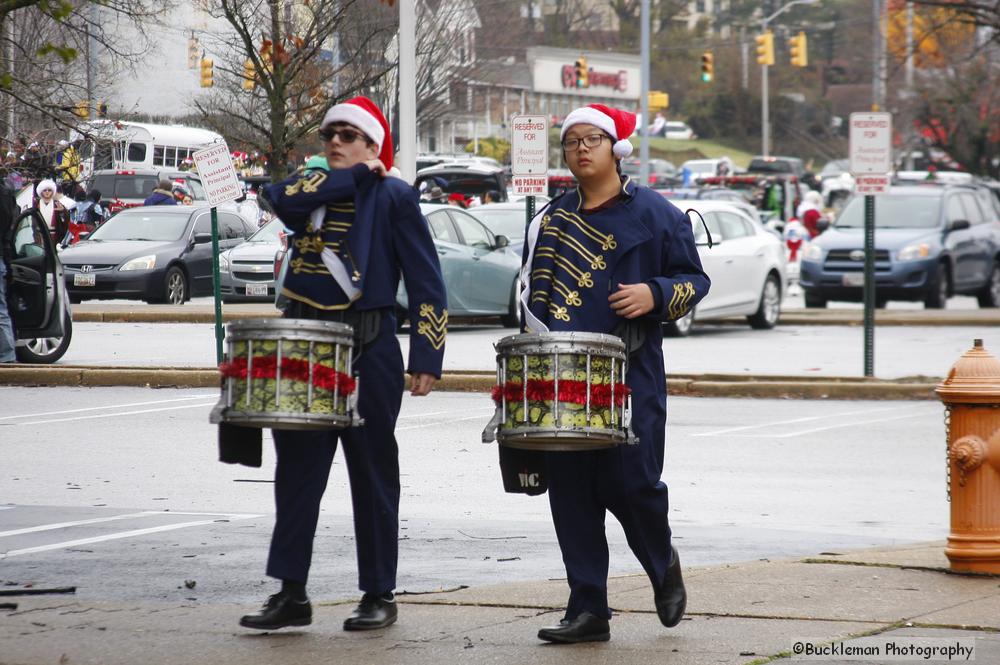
71, 120, 224, 182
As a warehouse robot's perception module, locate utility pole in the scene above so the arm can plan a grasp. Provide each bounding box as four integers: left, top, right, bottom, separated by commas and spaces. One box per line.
904, 1, 915, 169
639, 0, 650, 185
87, 3, 98, 118
398, 0, 417, 182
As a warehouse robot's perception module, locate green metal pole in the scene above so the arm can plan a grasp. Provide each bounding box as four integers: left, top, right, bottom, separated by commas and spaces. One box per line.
210, 206, 223, 365
863, 194, 875, 377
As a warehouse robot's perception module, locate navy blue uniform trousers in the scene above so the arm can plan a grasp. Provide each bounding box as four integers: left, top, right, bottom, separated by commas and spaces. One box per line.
265, 314, 405, 594
544, 337, 674, 621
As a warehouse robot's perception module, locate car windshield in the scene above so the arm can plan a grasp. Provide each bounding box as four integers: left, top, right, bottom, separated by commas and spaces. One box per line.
247, 217, 287, 243
473, 208, 527, 239
93, 174, 160, 200
89, 211, 190, 241
820, 160, 849, 176
835, 194, 942, 229
749, 159, 796, 173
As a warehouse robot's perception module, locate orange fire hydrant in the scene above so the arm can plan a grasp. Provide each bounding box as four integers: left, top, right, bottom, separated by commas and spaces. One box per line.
937, 339, 1000, 574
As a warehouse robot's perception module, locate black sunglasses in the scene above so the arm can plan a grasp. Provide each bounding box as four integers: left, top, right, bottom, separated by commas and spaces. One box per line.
318, 126, 372, 145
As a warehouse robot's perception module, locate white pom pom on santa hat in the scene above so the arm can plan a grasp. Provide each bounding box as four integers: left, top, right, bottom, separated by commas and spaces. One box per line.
320, 96, 394, 171
559, 104, 636, 159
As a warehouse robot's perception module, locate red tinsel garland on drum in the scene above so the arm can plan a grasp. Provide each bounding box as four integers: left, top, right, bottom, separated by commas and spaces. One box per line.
219, 356, 356, 394
491, 379, 630, 408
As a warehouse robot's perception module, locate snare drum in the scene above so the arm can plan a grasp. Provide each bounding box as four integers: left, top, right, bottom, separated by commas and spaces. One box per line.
209, 318, 361, 430
482, 332, 632, 451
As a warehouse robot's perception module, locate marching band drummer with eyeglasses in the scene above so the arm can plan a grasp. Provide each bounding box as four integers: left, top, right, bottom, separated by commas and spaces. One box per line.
234, 96, 447, 633
519, 104, 710, 644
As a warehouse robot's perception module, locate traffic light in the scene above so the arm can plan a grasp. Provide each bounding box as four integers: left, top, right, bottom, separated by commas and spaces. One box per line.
755, 31, 775, 66
574, 56, 588, 89
187, 37, 199, 69
242, 60, 256, 91
97, 101, 108, 118
73, 100, 89, 119
199, 57, 214, 88
648, 91, 669, 111
700, 51, 714, 83
789, 31, 808, 67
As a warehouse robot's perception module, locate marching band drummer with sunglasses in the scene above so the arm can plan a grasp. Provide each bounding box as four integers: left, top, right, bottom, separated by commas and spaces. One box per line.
516, 104, 710, 644
232, 96, 448, 633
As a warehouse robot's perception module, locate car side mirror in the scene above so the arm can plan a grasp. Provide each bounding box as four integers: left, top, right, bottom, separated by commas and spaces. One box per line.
78, 231, 91, 241
494, 234, 510, 249
194, 232, 213, 244
949, 219, 971, 231
816, 218, 831, 233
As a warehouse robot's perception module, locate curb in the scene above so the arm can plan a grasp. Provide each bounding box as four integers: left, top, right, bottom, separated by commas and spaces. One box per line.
0, 365, 940, 399
67, 306, 999, 327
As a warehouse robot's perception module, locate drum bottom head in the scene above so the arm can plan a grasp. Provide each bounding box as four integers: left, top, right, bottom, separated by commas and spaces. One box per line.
221, 410, 352, 431
498, 427, 623, 451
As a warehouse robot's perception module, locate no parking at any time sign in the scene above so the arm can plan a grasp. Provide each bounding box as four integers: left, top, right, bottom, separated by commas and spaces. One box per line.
510, 114, 549, 196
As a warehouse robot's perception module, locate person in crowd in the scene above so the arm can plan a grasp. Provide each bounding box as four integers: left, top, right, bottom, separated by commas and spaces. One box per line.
144, 179, 178, 206
233, 96, 447, 634
516, 103, 710, 644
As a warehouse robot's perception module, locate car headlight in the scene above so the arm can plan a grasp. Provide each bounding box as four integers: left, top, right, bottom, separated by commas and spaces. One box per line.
803, 244, 824, 261
897, 242, 931, 261
219, 254, 230, 272
119, 255, 156, 271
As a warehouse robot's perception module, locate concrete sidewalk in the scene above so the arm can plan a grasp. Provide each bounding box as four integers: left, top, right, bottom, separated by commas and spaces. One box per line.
3, 542, 998, 665
69, 302, 1000, 326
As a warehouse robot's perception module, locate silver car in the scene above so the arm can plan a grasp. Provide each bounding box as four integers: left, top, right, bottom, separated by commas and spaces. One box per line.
220, 217, 288, 303
665, 199, 788, 336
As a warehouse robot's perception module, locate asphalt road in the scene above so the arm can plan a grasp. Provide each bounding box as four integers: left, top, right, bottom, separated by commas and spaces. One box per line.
2, 386, 947, 605
59, 320, 996, 379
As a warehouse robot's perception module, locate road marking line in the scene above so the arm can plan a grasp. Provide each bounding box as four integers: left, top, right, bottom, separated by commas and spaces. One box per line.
18, 402, 217, 425
723, 410, 934, 439
692, 404, 923, 437
0, 512, 154, 539
396, 409, 495, 432
0, 510, 261, 539
1, 514, 262, 559
0, 395, 217, 421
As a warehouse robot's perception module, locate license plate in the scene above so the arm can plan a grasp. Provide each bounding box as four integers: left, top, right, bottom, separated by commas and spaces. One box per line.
842, 273, 865, 287
73, 273, 96, 287
246, 284, 268, 296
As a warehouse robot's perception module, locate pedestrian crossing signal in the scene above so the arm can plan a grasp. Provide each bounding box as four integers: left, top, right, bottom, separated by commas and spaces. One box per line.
700, 51, 714, 83
755, 32, 774, 66
574, 56, 589, 89
789, 31, 808, 68
200, 58, 214, 88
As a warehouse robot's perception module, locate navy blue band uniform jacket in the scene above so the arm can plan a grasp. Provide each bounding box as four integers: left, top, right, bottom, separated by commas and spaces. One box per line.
265, 162, 447, 379
519, 176, 711, 455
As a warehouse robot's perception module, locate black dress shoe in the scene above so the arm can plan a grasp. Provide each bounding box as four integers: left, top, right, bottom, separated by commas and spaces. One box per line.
537, 611, 610, 644
239, 591, 312, 630
654, 546, 687, 627
343, 592, 398, 631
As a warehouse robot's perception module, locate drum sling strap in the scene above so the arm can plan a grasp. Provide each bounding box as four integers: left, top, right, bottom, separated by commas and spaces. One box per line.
217, 304, 384, 468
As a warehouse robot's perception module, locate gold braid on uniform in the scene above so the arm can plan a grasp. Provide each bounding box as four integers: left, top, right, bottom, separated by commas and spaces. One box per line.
284, 171, 327, 196
667, 281, 696, 320
416, 303, 447, 350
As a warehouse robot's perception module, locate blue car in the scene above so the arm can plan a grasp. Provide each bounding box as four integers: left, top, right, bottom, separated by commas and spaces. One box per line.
800, 184, 1000, 308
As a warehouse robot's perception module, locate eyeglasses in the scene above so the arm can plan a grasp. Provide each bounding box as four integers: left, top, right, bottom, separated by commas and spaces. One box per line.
318, 126, 371, 145
561, 134, 607, 151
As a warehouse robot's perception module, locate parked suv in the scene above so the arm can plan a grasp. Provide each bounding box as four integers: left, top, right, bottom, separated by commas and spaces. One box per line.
799, 184, 1000, 308
89, 168, 208, 215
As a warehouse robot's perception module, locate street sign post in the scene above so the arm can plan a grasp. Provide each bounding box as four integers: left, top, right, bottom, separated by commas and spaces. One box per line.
849, 112, 893, 377
192, 141, 243, 365
510, 114, 549, 326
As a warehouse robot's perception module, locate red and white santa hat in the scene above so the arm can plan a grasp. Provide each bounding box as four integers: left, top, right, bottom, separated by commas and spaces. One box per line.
560, 104, 636, 159
321, 96, 394, 171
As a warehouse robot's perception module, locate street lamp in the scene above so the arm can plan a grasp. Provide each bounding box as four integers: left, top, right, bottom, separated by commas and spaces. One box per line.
759, 0, 817, 157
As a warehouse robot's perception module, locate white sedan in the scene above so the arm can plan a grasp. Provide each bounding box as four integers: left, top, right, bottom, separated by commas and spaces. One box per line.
665, 199, 787, 336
